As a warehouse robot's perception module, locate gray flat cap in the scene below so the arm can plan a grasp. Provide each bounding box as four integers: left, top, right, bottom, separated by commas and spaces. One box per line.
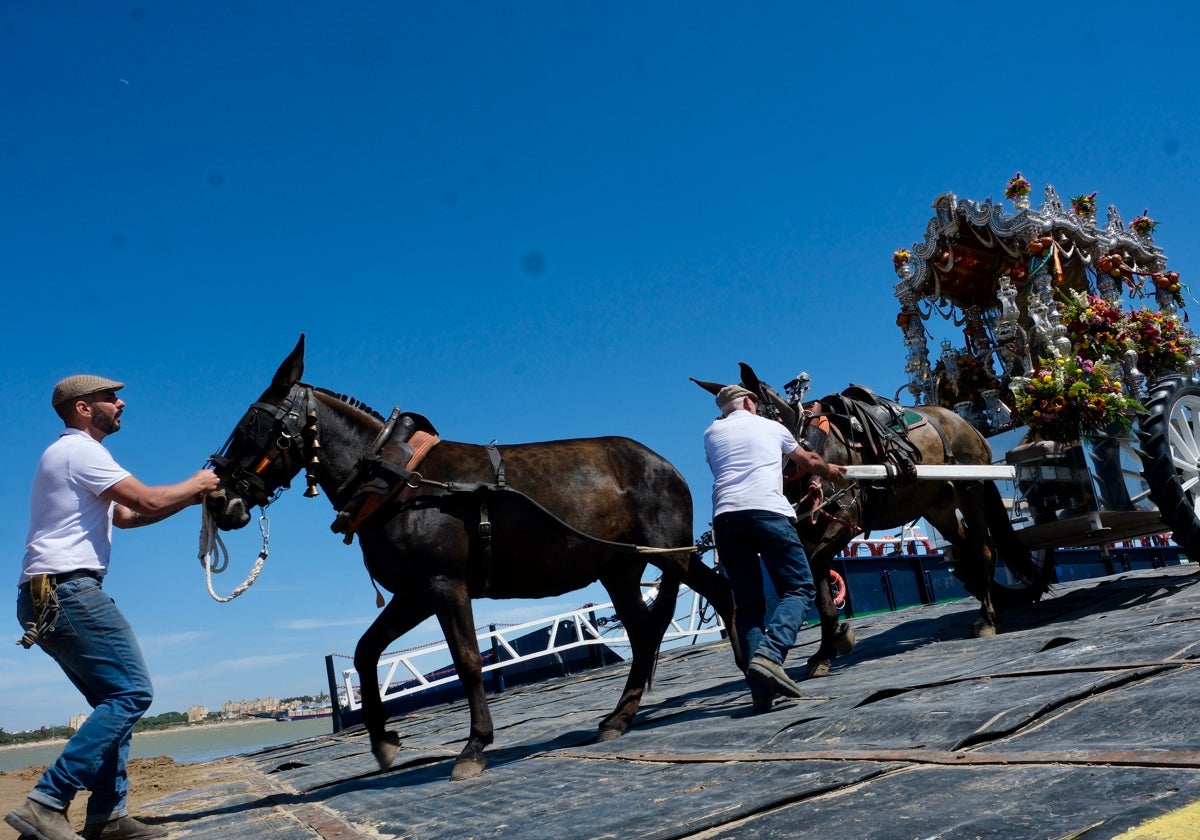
716, 384, 755, 408
52, 374, 125, 408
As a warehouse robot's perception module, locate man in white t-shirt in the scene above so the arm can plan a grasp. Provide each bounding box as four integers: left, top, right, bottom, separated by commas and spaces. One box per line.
704, 384, 845, 712
7, 375, 220, 840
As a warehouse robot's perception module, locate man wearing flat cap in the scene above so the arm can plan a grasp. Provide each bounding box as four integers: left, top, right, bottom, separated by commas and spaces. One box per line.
7, 376, 220, 840
704, 383, 844, 712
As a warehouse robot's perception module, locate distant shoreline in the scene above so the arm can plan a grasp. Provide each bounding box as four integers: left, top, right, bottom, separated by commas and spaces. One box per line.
0, 716, 275, 753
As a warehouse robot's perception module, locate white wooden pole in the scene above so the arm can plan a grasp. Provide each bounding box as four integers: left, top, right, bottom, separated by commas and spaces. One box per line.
842, 464, 1016, 481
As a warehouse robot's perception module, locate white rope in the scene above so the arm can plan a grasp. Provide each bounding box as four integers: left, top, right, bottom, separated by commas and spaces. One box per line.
198, 504, 268, 603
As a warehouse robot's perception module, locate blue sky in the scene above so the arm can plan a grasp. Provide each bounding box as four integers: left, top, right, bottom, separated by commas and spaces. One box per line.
2, 1, 1198, 732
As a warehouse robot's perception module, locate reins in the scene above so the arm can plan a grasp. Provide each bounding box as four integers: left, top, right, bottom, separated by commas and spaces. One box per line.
198, 385, 318, 603
198, 502, 269, 602
793, 405, 864, 536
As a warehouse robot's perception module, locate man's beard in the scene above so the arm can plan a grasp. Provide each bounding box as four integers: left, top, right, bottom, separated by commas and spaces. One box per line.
93, 411, 121, 436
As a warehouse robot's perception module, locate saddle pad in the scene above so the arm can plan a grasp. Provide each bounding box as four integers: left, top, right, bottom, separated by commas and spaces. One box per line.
895, 409, 926, 432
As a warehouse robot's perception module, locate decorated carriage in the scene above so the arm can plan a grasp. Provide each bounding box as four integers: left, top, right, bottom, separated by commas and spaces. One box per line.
891, 175, 1200, 582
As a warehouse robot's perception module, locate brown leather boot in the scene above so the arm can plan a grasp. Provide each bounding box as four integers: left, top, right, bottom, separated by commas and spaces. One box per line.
80, 815, 167, 839
5, 798, 83, 840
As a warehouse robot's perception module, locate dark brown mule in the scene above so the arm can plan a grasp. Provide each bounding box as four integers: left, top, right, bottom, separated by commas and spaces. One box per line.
206, 336, 739, 781
695, 365, 1043, 679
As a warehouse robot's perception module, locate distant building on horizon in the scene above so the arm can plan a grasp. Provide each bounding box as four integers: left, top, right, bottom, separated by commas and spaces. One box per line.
187, 705, 208, 723
220, 697, 279, 718
68, 713, 88, 732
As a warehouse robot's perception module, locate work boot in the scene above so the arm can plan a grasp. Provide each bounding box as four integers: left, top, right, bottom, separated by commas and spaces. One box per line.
80, 815, 167, 839
751, 689, 778, 713
746, 654, 805, 698
4, 798, 83, 840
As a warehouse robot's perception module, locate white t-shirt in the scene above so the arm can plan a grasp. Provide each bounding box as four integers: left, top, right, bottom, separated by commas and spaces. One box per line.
704, 408, 800, 519
19, 429, 131, 585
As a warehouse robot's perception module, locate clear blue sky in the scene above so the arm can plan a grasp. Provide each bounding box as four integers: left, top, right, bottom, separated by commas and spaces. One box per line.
2, 1, 1198, 732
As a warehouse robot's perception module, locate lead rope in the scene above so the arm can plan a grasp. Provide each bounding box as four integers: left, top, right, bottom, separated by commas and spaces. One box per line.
198, 504, 269, 602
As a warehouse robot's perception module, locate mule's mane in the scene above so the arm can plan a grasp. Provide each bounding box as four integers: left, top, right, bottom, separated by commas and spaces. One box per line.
314, 386, 386, 422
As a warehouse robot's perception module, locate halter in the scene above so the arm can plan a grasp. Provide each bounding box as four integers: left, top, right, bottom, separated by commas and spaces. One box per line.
209, 382, 322, 506
791, 405, 863, 535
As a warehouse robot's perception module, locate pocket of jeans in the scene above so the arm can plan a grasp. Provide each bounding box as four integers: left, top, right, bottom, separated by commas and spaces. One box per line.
42, 583, 91, 644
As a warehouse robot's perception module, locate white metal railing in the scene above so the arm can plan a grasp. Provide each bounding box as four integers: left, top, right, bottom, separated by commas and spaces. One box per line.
337, 582, 724, 711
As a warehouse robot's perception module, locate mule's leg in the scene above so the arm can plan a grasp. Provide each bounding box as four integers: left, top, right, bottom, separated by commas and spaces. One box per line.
805, 544, 855, 679
796, 524, 856, 679
960, 482, 999, 637
594, 562, 676, 741
430, 576, 493, 781
660, 551, 743, 672
355, 596, 435, 771
927, 486, 997, 638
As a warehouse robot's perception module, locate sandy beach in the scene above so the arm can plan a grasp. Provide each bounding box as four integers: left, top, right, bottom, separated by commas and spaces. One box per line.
0, 719, 288, 834
1, 755, 237, 835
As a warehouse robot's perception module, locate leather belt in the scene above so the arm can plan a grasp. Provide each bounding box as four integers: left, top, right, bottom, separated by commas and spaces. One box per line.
55, 569, 103, 584
20, 569, 103, 589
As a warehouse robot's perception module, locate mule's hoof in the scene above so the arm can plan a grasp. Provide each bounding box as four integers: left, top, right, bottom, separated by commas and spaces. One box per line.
450, 756, 486, 781
805, 658, 831, 679
597, 725, 626, 743
371, 730, 400, 770
975, 623, 998, 639
974, 615, 998, 638
834, 622, 856, 655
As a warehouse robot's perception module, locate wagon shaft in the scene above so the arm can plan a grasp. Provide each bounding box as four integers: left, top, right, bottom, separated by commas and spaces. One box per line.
843, 464, 1016, 481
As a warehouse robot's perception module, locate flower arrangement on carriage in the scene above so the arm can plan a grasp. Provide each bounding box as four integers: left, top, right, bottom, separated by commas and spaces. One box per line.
1010, 355, 1141, 443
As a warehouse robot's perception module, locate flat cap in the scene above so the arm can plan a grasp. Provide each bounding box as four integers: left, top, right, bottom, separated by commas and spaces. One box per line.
716, 384, 755, 408
52, 374, 125, 408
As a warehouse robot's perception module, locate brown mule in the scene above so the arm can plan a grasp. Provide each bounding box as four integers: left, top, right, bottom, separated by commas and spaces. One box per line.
206, 336, 741, 782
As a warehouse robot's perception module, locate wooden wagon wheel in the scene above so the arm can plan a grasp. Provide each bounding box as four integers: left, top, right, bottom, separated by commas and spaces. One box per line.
1137, 373, 1200, 561
975, 547, 1056, 611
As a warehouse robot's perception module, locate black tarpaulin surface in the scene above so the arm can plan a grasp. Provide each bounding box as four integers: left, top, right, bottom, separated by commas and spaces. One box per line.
139, 565, 1200, 839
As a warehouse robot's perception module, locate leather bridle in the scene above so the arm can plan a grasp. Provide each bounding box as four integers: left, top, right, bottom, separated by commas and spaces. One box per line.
209, 383, 321, 508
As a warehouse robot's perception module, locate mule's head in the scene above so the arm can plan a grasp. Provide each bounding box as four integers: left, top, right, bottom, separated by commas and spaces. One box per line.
206, 334, 312, 530
689, 363, 800, 432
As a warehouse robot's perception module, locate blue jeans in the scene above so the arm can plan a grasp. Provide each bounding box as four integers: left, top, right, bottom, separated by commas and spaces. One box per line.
713, 510, 815, 674
16, 575, 153, 821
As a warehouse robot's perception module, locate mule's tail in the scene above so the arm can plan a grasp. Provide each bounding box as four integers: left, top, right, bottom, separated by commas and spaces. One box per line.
645, 572, 682, 691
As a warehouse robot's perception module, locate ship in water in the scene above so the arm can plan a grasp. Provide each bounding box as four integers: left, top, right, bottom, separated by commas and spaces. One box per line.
274, 706, 334, 722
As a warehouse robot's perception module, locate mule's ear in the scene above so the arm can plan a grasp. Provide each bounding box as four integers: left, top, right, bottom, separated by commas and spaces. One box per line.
738, 362, 762, 393
690, 377, 723, 396
271, 334, 306, 391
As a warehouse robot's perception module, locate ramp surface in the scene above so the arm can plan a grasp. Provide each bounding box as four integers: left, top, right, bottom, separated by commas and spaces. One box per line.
142, 565, 1200, 839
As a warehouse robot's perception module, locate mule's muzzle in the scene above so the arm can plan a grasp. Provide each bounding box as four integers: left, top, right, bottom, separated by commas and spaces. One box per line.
205, 487, 252, 531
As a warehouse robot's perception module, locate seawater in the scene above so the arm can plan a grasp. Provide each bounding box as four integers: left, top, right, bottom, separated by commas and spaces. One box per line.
0, 717, 334, 772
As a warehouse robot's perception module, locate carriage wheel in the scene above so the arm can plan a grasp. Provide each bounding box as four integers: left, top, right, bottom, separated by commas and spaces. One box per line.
1136, 373, 1200, 560
981, 547, 1056, 610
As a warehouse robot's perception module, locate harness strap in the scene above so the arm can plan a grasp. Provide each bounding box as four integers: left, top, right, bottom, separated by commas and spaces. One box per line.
487, 442, 506, 487
477, 443, 507, 595
331, 419, 441, 544
334, 431, 697, 600
926, 413, 956, 464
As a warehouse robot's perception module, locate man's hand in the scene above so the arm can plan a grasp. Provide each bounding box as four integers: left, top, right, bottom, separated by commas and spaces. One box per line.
189, 468, 222, 503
